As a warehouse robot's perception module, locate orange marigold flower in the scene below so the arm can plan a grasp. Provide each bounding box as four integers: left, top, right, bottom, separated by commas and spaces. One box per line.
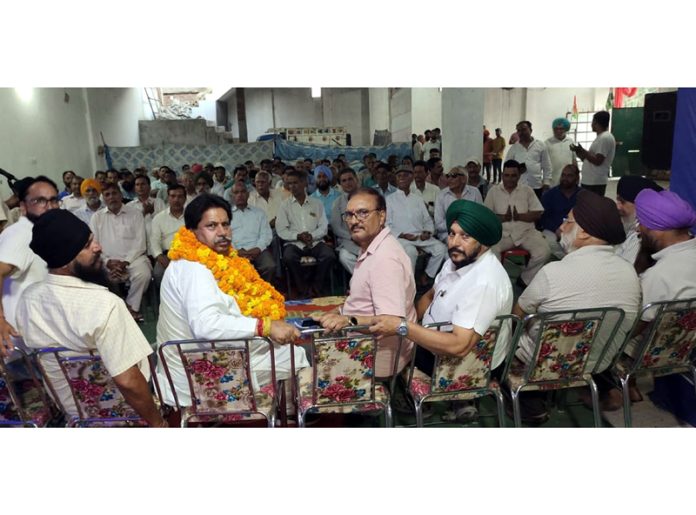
167, 227, 286, 319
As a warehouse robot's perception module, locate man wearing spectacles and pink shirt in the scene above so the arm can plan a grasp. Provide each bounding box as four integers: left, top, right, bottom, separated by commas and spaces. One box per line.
317, 186, 417, 382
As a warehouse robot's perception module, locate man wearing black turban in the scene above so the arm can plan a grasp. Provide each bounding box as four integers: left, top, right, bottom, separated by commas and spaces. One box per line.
510, 190, 642, 421
614, 175, 663, 266
14, 210, 167, 427
369, 200, 514, 424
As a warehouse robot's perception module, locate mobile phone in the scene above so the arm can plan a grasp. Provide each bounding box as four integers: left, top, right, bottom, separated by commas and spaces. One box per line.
300, 318, 321, 328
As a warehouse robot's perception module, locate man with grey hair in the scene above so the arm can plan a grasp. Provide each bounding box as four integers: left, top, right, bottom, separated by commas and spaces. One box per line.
434, 163, 483, 241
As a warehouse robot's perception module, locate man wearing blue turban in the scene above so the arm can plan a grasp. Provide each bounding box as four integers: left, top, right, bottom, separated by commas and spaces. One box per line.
545, 117, 578, 186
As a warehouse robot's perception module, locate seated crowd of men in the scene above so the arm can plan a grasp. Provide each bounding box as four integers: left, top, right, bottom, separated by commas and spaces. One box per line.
1, 114, 695, 427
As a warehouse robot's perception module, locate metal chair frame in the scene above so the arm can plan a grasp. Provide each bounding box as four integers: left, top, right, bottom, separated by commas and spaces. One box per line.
405, 315, 522, 427
158, 338, 278, 427
34, 346, 162, 427
0, 348, 57, 427
611, 297, 696, 427
292, 326, 393, 427
501, 306, 626, 428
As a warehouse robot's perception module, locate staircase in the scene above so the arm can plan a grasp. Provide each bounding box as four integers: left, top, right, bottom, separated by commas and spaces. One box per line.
139, 119, 237, 146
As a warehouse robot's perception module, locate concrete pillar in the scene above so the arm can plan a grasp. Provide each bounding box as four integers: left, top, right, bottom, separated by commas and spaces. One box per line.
441, 88, 485, 171
368, 88, 389, 145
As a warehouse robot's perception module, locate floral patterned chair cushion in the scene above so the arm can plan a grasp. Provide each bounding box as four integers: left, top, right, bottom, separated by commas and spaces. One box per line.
297, 336, 388, 414
0, 377, 55, 426
408, 328, 500, 403
506, 320, 598, 392
637, 309, 696, 371
63, 359, 149, 426
181, 350, 276, 425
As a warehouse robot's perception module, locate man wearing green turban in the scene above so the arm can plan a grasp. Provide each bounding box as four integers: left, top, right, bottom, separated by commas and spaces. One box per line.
545, 117, 578, 186
369, 199, 514, 422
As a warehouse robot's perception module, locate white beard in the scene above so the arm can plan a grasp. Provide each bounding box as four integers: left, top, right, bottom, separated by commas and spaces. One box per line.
560, 224, 579, 254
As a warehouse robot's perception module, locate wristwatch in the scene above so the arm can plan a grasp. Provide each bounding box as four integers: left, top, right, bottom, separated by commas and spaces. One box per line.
397, 317, 409, 337
348, 316, 358, 326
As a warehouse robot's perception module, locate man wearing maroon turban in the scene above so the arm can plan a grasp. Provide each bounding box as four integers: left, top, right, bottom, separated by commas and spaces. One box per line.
511, 190, 641, 421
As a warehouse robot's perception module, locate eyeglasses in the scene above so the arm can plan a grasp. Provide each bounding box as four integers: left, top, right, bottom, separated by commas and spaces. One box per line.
342, 209, 380, 222
27, 196, 61, 207
562, 217, 576, 224
445, 173, 466, 179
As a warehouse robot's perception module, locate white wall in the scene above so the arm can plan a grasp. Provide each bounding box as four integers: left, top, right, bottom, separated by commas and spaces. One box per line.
411, 88, 441, 135
0, 87, 94, 199
322, 88, 368, 146
483, 88, 526, 142
86, 88, 145, 162
442, 89, 485, 171
227, 88, 370, 145
368, 88, 389, 145
390, 88, 412, 143
482, 88, 611, 143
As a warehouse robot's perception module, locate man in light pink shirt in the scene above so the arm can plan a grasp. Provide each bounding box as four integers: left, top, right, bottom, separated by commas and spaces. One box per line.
317, 187, 417, 378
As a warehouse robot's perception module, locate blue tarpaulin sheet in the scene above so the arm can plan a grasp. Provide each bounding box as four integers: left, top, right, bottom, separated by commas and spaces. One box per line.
274, 138, 412, 163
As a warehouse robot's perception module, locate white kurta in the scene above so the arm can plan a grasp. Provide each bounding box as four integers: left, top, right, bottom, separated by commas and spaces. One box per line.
0, 216, 48, 329
155, 259, 308, 406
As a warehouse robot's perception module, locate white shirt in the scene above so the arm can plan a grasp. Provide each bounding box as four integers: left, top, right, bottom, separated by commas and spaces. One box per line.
61, 194, 86, 212
386, 189, 434, 236
423, 140, 441, 157
249, 189, 283, 223
505, 139, 552, 189
211, 181, 226, 197
517, 245, 641, 372
231, 205, 272, 251
423, 252, 513, 369
434, 186, 484, 239
275, 195, 328, 246
484, 183, 544, 245
89, 205, 147, 264
73, 204, 102, 225
0, 216, 48, 328
16, 274, 153, 417
641, 238, 696, 321
126, 197, 166, 253
149, 208, 185, 257
411, 181, 441, 219
580, 131, 616, 186
545, 135, 577, 185
155, 259, 308, 406
615, 220, 640, 265
412, 141, 424, 161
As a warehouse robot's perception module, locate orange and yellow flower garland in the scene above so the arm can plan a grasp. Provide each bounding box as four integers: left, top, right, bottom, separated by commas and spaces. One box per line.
168, 227, 286, 320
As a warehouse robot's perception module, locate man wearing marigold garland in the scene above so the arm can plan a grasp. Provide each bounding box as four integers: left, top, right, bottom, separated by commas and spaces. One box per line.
511, 190, 640, 422
155, 193, 306, 408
